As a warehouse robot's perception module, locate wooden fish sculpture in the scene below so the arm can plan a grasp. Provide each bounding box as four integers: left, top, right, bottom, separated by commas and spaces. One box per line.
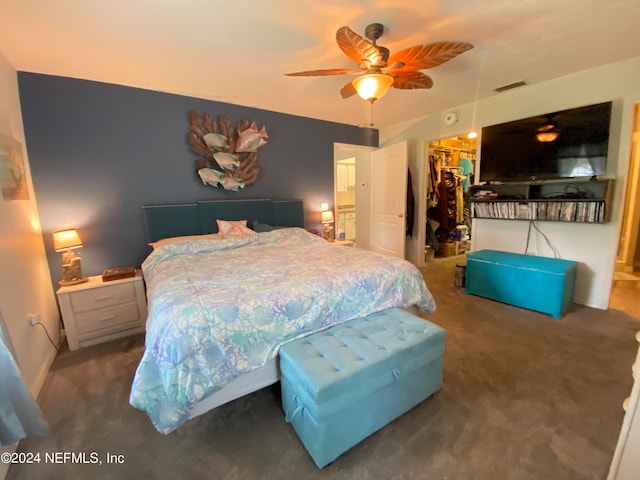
188, 111, 265, 190
236, 122, 268, 152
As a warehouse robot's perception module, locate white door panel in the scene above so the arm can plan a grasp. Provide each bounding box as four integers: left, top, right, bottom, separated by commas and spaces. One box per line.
371, 141, 407, 258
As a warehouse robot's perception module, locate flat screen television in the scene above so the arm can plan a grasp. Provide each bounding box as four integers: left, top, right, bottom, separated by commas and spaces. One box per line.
479, 101, 612, 183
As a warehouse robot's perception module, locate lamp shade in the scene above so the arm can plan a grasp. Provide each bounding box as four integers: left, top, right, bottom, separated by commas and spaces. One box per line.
321, 210, 334, 223
52, 229, 83, 251
352, 74, 394, 103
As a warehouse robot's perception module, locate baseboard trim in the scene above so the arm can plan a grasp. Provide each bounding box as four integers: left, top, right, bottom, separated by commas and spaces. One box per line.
29, 336, 58, 399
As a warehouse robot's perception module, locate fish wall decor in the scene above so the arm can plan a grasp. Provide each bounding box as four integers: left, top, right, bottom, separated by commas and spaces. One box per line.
188, 111, 268, 190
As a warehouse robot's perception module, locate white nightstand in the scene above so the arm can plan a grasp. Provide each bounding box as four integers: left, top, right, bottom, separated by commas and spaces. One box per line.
332, 239, 355, 247
56, 272, 147, 351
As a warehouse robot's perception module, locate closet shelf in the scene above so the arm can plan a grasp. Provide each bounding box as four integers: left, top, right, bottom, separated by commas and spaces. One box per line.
430, 146, 476, 155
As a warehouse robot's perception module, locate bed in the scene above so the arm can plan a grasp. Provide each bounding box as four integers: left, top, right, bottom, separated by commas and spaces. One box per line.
129, 199, 436, 434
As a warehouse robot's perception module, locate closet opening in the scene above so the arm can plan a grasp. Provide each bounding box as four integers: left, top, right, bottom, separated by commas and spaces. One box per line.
425, 135, 477, 262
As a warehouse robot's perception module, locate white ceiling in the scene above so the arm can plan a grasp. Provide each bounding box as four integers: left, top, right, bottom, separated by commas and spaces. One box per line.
2, 0, 640, 128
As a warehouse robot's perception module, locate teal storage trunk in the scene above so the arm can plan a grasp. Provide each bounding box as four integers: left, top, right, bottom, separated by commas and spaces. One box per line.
280, 308, 446, 468
465, 250, 577, 318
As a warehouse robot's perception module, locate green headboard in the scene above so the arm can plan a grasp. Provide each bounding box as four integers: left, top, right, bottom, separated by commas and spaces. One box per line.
142, 199, 304, 243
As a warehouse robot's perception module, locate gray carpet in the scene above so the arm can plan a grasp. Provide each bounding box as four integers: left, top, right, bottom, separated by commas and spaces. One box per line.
7, 256, 640, 480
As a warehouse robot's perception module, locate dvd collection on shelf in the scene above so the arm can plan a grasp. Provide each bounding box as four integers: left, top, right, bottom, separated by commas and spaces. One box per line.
472, 200, 606, 223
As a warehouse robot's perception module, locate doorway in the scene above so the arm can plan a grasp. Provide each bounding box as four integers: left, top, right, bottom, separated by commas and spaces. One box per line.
424, 135, 477, 264
334, 143, 375, 249
334, 142, 408, 256
335, 157, 356, 242
610, 102, 640, 316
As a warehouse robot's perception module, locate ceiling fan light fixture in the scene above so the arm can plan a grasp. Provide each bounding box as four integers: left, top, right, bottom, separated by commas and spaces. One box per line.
352, 73, 394, 103
536, 123, 560, 142
536, 131, 560, 142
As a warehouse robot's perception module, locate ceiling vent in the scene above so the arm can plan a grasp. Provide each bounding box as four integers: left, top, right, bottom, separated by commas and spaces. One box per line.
494, 81, 527, 93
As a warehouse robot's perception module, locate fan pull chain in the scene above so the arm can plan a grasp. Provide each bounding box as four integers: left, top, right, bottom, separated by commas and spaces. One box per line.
369, 101, 374, 127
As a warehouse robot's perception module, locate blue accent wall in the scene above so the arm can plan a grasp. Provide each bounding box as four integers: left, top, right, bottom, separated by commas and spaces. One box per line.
18, 73, 378, 286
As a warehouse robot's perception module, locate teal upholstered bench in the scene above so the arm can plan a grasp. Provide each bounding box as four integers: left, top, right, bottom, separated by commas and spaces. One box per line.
465, 249, 577, 318
279, 308, 447, 468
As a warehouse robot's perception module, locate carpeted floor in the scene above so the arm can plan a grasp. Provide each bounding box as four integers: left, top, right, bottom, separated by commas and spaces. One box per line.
7, 256, 640, 480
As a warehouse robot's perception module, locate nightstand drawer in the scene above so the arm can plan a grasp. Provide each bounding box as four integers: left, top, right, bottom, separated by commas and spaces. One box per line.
76, 302, 142, 337
57, 273, 147, 350
70, 282, 136, 313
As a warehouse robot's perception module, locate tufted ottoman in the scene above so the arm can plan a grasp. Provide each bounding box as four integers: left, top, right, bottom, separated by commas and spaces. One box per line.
279, 308, 447, 468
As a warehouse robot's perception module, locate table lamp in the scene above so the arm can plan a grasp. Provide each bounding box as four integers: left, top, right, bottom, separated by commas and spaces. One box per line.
52, 229, 88, 286
321, 204, 335, 242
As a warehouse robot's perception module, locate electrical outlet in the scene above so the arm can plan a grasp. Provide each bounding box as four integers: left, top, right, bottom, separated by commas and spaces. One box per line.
27, 312, 40, 327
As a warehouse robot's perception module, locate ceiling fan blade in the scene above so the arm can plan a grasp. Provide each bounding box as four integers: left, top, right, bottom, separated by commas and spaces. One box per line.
284, 68, 358, 76
340, 81, 357, 99
336, 26, 385, 68
392, 71, 434, 90
388, 42, 473, 71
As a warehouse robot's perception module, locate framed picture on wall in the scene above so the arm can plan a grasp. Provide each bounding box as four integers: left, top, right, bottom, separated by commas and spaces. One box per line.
0, 132, 29, 201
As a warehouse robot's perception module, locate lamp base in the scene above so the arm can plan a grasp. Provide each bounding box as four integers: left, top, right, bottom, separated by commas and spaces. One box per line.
323, 223, 335, 242
59, 277, 89, 287
60, 254, 87, 287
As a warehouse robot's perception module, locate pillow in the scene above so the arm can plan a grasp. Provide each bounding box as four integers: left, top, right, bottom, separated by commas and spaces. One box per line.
149, 233, 221, 249
251, 220, 284, 233
216, 219, 256, 238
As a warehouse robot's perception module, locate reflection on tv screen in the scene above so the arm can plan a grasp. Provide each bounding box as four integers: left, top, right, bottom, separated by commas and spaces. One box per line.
479, 102, 612, 182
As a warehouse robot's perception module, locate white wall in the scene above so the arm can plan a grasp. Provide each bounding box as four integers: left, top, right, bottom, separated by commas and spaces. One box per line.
380, 56, 640, 309
0, 51, 60, 477
608, 340, 640, 480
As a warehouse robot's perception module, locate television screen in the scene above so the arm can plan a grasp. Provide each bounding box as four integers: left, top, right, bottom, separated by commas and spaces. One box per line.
479, 101, 612, 183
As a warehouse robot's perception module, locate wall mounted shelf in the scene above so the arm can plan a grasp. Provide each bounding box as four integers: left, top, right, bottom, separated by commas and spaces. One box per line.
470, 179, 613, 223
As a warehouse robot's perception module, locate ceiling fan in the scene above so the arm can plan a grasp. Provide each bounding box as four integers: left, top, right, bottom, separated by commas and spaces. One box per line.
536, 115, 561, 142
285, 23, 474, 103
502, 113, 562, 142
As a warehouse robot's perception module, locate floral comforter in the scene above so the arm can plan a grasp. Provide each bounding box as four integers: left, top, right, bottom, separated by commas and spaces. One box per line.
129, 228, 435, 433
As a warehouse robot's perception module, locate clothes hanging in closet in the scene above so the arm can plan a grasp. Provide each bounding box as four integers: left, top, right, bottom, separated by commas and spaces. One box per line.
425, 218, 439, 252
458, 158, 474, 228
406, 168, 415, 237
458, 158, 474, 193
427, 154, 440, 208
427, 170, 458, 233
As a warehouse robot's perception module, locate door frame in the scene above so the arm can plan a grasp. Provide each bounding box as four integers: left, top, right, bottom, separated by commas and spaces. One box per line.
616, 102, 640, 273
416, 133, 477, 267
334, 143, 376, 249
